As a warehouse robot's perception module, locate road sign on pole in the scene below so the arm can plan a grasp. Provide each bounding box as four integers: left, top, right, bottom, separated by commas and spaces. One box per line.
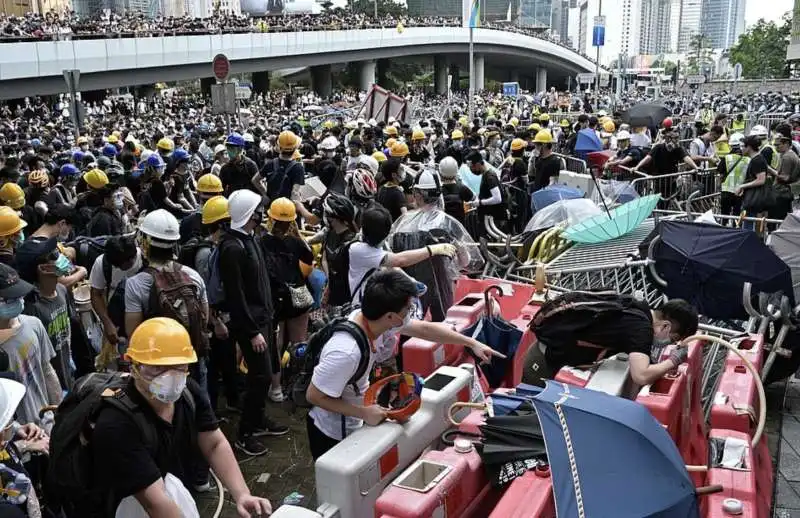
62, 69, 81, 130
686, 75, 706, 85
502, 82, 519, 97
576, 73, 596, 84
212, 54, 230, 82
592, 15, 606, 47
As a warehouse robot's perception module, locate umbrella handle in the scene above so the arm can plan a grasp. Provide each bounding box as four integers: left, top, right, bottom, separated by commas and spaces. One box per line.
448, 402, 487, 427
685, 465, 708, 472
695, 484, 724, 496
679, 334, 766, 447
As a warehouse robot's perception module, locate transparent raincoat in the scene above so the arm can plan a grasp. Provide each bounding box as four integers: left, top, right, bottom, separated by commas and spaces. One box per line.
388, 204, 484, 320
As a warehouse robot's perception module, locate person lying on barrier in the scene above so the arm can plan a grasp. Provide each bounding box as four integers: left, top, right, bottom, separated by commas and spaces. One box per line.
521, 292, 698, 394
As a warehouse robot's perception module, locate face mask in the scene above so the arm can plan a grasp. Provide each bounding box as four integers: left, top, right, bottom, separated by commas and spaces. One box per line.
396, 170, 407, 183
147, 370, 188, 404
0, 298, 24, 320
388, 310, 413, 335
113, 197, 124, 210
227, 149, 240, 160
453, 141, 463, 149
54, 253, 73, 276
325, 151, 335, 159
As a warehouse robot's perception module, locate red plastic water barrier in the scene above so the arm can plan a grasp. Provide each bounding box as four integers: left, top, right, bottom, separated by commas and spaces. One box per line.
506, 303, 543, 387
487, 467, 556, 518
705, 429, 770, 518
374, 446, 498, 518
709, 363, 762, 436
637, 371, 688, 446
453, 279, 536, 319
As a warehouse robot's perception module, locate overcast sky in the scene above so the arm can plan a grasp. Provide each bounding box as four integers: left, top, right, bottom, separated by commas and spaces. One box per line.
744, 0, 792, 27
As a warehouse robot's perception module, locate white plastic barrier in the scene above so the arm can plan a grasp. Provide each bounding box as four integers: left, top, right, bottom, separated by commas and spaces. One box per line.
314, 365, 473, 518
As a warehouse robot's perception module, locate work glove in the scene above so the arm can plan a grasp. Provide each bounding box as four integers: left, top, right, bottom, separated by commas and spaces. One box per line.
668, 346, 689, 368
428, 243, 456, 258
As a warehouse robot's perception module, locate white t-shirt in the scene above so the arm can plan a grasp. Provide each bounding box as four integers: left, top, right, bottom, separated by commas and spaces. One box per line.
308, 312, 397, 440
89, 250, 144, 302
124, 263, 207, 314
348, 242, 386, 306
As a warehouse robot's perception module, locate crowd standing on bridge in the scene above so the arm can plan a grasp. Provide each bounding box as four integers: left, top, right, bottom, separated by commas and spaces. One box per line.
0, 71, 799, 516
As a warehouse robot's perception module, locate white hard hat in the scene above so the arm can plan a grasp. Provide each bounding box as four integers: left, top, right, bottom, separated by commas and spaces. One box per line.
750, 125, 768, 137
319, 136, 340, 151
438, 156, 459, 179
0, 378, 25, 431
243, 133, 255, 143
360, 155, 379, 174
729, 132, 745, 148
140, 209, 180, 245
228, 189, 262, 230
415, 168, 441, 191
616, 130, 631, 140
214, 144, 226, 155
388, 116, 396, 124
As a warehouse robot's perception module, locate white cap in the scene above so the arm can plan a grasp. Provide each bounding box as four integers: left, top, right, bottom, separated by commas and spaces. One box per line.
750, 125, 768, 137
243, 133, 255, 143
319, 136, 340, 150
228, 189, 262, 230
140, 209, 180, 245
214, 144, 226, 154
616, 130, 631, 140
0, 378, 25, 431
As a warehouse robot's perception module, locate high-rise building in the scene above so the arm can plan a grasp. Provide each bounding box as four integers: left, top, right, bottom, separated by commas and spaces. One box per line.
519, 0, 552, 28
639, 0, 673, 54
619, 0, 641, 56
217, 0, 240, 14
185, 0, 211, 17
577, 0, 588, 54
406, 0, 516, 20
677, 0, 703, 52
0, 0, 32, 15
788, 0, 800, 61
701, 0, 746, 49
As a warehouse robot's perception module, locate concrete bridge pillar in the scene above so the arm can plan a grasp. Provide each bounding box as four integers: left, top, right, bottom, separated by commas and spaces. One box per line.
376, 59, 390, 88
536, 67, 548, 93
252, 71, 270, 95
359, 60, 376, 91
310, 64, 332, 98
450, 65, 461, 90
200, 77, 215, 97
434, 56, 448, 95
474, 54, 485, 92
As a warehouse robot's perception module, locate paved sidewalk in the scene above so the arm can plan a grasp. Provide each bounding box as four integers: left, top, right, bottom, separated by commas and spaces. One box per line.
773, 378, 800, 518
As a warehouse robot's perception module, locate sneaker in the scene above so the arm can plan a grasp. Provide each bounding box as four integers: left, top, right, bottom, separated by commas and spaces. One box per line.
235, 435, 269, 457
252, 417, 290, 437
268, 387, 285, 403
193, 476, 218, 494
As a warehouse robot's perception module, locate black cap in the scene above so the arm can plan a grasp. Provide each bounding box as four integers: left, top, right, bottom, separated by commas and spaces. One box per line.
0, 263, 33, 300
13, 236, 58, 284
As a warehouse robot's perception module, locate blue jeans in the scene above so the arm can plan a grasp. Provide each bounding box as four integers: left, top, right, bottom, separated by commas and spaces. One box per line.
189, 356, 209, 403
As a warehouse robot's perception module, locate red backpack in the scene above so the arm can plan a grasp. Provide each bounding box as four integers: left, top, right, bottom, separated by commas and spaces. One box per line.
145, 263, 209, 357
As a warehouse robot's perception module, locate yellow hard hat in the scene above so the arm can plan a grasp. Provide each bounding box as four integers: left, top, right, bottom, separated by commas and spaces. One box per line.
511, 138, 527, 152
107, 135, 119, 144
510, 117, 520, 127
197, 173, 224, 194
560, 119, 571, 128
0, 206, 26, 237
529, 123, 542, 133
156, 138, 175, 152
391, 141, 409, 158
539, 113, 551, 122
267, 197, 297, 222
202, 195, 230, 225
385, 138, 397, 150
603, 120, 616, 133
384, 126, 398, 137
76, 136, 89, 145
0, 183, 24, 210
28, 170, 49, 188
411, 129, 425, 141
533, 130, 554, 144
278, 131, 298, 152
372, 151, 387, 162
458, 116, 469, 127
83, 169, 109, 190
112, 130, 122, 139
323, 120, 335, 129
451, 129, 464, 140
127, 317, 198, 366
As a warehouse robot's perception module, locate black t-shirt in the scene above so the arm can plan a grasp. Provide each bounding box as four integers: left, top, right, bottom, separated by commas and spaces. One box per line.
531, 154, 562, 192
477, 170, 506, 221
87, 207, 122, 237
219, 156, 260, 195
441, 182, 474, 225
376, 185, 406, 221
647, 144, 687, 176
745, 153, 768, 182
539, 298, 653, 371
261, 158, 305, 200
91, 379, 218, 512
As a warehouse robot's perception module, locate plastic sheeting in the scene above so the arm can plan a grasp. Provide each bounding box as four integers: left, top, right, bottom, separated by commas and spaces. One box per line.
524, 199, 603, 233
116, 474, 199, 518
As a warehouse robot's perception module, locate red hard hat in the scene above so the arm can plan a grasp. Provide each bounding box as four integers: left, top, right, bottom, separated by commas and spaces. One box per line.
662, 118, 673, 129
364, 373, 424, 422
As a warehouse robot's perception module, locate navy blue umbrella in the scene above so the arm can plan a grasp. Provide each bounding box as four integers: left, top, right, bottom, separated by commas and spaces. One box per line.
649, 220, 794, 319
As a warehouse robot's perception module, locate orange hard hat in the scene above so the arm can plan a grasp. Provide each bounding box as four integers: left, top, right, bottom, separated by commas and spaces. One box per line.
363, 372, 423, 422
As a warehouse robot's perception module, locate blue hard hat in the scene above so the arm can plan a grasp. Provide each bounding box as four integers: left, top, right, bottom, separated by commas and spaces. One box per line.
59, 164, 79, 177
30, 138, 41, 148
71, 150, 84, 162
145, 154, 165, 168
172, 148, 190, 162
101, 143, 118, 157
225, 133, 245, 147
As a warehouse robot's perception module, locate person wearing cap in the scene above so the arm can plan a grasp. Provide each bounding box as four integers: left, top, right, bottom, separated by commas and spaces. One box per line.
633, 129, 698, 183
179, 173, 225, 244
306, 269, 501, 460
218, 190, 288, 457
219, 133, 260, 196
605, 130, 644, 171
438, 156, 474, 225
0, 376, 49, 518
0, 263, 62, 426
89, 317, 273, 517
718, 133, 750, 221
210, 143, 228, 176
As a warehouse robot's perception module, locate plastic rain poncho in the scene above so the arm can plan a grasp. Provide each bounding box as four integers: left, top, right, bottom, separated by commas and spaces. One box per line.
388, 205, 484, 321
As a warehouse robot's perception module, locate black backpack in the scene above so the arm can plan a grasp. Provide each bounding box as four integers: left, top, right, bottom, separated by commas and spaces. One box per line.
266, 158, 304, 200
326, 239, 357, 307
289, 317, 370, 437
67, 236, 107, 271
46, 372, 195, 515
177, 236, 212, 269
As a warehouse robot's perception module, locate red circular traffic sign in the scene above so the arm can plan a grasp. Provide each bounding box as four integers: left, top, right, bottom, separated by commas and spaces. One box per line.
212, 54, 230, 82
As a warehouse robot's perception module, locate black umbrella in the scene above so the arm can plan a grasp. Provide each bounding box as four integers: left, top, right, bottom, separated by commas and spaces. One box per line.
621, 103, 672, 128
476, 414, 548, 486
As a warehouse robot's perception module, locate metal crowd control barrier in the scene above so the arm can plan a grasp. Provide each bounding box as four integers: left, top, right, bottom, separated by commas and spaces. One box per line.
553, 153, 588, 174
627, 168, 720, 212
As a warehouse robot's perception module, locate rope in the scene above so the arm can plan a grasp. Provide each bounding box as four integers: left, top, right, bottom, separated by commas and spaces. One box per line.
555, 402, 585, 518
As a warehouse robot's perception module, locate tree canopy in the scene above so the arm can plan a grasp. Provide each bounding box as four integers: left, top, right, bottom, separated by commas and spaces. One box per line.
729, 13, 791, 79
346, 0, 407, 17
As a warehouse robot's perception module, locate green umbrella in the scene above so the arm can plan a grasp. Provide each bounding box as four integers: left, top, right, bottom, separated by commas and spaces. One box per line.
562, 194, 661, 244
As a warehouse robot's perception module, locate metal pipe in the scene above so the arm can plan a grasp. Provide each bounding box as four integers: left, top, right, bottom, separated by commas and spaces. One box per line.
468, 26, 474, 120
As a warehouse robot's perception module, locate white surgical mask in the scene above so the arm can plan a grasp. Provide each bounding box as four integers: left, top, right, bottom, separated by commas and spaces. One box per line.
147, 370, 188, 403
